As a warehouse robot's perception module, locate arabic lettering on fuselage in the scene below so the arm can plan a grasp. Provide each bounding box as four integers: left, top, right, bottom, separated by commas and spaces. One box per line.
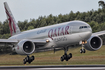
54, 36, 67, 42
37, 29, 47, 34
48, 26, 69, 39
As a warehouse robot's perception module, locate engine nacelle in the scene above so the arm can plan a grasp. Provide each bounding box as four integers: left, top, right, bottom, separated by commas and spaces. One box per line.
15, 39, 35, 55
84, 36, 102, 51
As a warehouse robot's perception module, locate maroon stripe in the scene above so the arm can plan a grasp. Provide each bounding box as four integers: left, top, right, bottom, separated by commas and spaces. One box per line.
5, 7, 16, 36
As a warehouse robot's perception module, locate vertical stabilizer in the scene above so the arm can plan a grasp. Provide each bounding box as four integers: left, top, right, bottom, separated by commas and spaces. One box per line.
4, 2, 21, 36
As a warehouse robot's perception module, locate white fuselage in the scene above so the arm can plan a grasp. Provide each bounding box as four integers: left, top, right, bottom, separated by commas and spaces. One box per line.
9, 20, 92, 49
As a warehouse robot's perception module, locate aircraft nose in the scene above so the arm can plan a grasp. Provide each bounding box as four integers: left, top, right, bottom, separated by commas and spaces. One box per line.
85, 31, 92, 40
89, 27, 92, 33
86, 28, 92, 40
79, 31, 92, 41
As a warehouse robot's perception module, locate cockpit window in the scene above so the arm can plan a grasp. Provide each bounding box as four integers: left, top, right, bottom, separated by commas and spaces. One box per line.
79, 26, 90, 29
84, 26, 86, 28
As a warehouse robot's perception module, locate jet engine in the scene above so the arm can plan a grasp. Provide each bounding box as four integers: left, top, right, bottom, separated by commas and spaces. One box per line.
84, 36, 102, 51
15, 39, 35, 55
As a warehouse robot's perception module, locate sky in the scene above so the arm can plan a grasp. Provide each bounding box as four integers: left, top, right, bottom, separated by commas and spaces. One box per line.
0, 0, 103, 23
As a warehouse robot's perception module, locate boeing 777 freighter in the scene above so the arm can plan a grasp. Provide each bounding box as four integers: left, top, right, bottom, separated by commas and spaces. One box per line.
0, 2, 104, 64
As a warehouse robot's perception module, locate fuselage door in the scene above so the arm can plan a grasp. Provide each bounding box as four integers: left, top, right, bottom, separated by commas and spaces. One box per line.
69, 26, 73, 34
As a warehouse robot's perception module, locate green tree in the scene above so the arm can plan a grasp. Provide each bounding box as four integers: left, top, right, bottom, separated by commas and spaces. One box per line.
27, 26, 34, 30
98, 1, 105, 9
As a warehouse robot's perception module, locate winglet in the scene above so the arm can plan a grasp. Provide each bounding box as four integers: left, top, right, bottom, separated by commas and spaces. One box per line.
4, 2, 21, 36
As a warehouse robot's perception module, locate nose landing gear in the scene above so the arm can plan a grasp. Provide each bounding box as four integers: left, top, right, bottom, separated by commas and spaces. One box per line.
23, 55, 35, 64
80, 40, 87, 53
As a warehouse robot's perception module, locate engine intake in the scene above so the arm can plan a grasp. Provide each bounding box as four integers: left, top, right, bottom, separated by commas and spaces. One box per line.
23, 41, 34, 53
84, 36, 102, 51
15, 39, 35, 55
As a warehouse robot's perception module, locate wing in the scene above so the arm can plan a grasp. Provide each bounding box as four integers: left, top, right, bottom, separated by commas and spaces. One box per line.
92, 30, 105, 36
0, 38, 51, 53
0, 39, 49, 46
30, 39, 51, 51
0, 39, 18, 43
30, 39, 49, 43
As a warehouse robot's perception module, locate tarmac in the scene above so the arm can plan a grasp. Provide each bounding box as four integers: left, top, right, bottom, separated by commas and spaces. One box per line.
0, 65, 105, 70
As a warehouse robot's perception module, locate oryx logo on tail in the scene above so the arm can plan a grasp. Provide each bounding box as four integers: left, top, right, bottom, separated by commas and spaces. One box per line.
4, 2, 21, 36
5, 7, 16, 35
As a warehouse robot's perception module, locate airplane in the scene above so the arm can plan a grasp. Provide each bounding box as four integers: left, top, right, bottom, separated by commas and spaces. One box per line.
0, 2, 104, 64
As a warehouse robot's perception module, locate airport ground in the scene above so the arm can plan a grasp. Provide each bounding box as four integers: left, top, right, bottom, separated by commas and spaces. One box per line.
0, 65, 105, 70
0, 45, 105, 66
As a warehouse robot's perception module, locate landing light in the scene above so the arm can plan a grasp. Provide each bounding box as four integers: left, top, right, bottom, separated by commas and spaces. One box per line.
46, 39, 50, 43
82, 42, 85, 44
85, 41, 87, 44
82, 40, 87, 44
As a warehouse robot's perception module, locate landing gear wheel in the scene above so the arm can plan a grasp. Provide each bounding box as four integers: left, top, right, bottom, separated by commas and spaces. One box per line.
69, 53, 72, 58
26, 56, 29, 61
23, 59, 26, 64
60, 47, 72, 62
80, 49, 86, 53
66, 58, 68, 61
31, 56, 35, 60
80, 49, 83, 53
23, 55, 35, 64
83, 49, 86, 53
61, 56, 64, 61
28, 61, 31, 64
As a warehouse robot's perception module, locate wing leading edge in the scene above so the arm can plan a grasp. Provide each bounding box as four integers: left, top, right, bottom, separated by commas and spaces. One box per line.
0, 39, 49, 45
92, 30, 105, 36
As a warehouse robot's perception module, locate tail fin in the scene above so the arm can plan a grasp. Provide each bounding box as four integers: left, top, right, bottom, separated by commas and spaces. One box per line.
4, 2, 21, 36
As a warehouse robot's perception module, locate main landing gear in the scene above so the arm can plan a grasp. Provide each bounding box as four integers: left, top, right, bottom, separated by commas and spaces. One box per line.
61, 47, 72, 61
23, 55, 35, 64
80, 40, 87, 53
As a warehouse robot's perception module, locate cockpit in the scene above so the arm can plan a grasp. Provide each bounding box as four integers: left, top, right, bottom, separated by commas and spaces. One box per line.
79, 26, 90, 29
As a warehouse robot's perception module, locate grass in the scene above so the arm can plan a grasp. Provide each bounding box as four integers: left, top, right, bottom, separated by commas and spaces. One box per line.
0, 45, 105, 66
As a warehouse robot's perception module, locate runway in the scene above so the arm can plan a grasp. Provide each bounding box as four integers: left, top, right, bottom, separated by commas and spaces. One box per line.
0, 65, 105, 70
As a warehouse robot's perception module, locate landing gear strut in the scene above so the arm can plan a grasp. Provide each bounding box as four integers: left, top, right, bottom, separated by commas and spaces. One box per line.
23, 55, 35, 64
60, 47, 72, 61
80, 40, 87, 53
